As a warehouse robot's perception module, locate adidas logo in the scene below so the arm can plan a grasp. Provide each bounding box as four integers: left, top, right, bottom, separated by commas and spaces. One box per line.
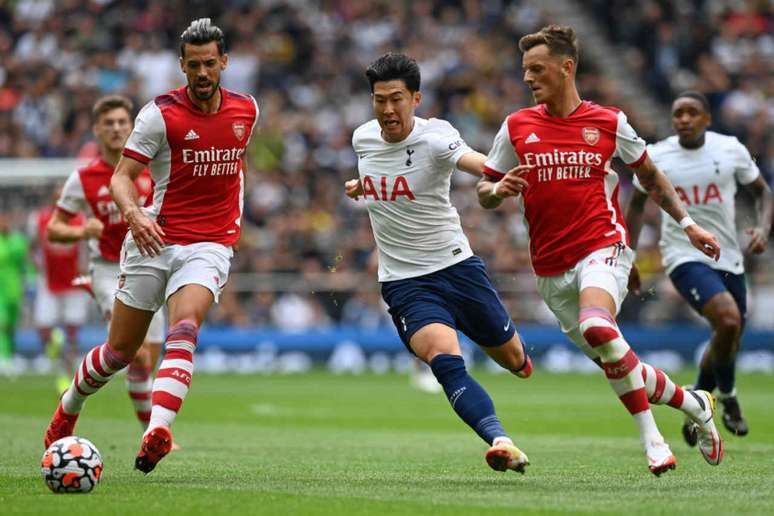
184, 129, 200, 141
97, 185, 110, 196
525, 132, 540, 144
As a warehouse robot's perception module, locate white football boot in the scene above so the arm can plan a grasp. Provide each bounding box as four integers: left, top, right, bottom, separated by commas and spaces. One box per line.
486, 437, 529, 474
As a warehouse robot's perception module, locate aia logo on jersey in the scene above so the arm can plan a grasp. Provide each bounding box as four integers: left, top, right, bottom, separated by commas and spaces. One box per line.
361, 175, 416, 201
232, 122, 246, 141
675, 183, 723, 206
582, 127, 600, 146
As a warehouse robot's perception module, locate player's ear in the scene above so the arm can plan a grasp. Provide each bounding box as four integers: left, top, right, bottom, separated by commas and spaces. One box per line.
220, 53, 228, 70
561, 57, 574, 78
179, 56, 185, 73
413, 90, 422, 107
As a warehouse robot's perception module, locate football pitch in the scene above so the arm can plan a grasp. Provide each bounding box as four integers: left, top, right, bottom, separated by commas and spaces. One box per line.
1, 370, 772, 515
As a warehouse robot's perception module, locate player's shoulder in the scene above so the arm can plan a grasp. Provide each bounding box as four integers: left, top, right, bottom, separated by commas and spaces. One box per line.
153, 86, 187, 109
706, 130, 744, 151
647, 135, 680, 157
77, 157, 111, 175
222, 87, 258, 113
506, 104, 543, 123
352, 119, 381, 147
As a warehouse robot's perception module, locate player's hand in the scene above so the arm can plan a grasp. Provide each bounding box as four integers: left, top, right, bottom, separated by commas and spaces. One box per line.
83, 217, 104, 239
685, 224, 720, 261
345, 179, 364, 200
627, 263, 642, 296
745, 227, 768, 254
493, 164, 531, 198
126, 208, 165, 257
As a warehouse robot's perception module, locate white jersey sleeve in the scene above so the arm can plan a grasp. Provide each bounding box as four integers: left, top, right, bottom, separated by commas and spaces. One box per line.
613, 111, 647, 166
484, 119, 519, 175
426, 121, 472, 168
124, 101, 166, 162
731, 138, 759, 185
57, 170, 87, 215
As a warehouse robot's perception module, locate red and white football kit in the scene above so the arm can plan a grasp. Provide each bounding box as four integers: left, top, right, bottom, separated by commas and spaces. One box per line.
57, 158, 165, 341
484, 101, 646, 347
33, 207, 89, 328
118, 86, 258, 312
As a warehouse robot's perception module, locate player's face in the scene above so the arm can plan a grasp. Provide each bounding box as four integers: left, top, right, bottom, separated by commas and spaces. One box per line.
372, 80, 421, 143
522, 44, 571, 105
93, 108, 132, 152
180, 42, 228, 101
671, 98, 710, 146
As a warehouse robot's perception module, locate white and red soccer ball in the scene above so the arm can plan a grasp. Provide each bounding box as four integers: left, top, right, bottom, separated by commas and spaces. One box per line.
41, 436, 103, 493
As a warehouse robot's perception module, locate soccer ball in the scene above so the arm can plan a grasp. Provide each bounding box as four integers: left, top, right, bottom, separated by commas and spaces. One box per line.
41, 436, 103, 493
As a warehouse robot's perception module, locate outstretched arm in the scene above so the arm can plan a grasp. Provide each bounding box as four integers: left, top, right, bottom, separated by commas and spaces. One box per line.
110, 156, 164, 257
633, 155, 720, 260
742, 175, 773, 254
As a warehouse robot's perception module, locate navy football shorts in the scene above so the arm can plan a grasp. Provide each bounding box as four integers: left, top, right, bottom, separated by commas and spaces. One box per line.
669, 262, 746, 323
380, 256, 516, 353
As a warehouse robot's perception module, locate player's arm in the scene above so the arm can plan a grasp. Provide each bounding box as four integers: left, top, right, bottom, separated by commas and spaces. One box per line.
623, 188, 651, 294
344, 178, 363, 200
633, 155, 720, 260
477, 165, 531, 210
742, 175, 773, 254
110, 156, 164, 256
47, 209, 103, 243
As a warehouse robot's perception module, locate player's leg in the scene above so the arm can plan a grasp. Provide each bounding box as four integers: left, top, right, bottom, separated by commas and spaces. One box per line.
60, 290, 89, 391
136, 243, 230, 474
44, 299, 154, 447
670, 263, 746, 437
574, 245, 675, 474
381, 268, 528, 473
703, 272, 748, 436
126, 311, 165, 430
445, 256, 531, 378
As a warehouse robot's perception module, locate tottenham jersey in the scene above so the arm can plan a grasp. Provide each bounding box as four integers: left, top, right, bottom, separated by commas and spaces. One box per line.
633, 131, 759, 274
352, 117, 474, 282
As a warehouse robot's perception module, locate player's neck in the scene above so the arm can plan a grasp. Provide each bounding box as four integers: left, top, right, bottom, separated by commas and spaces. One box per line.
185, 86, 222, 114
544, 88, 582, 118
100, 146, 121, 167
678, 133, 706, 150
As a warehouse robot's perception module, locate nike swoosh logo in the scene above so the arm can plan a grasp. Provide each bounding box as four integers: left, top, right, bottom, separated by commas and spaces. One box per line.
503, 320, 511, 331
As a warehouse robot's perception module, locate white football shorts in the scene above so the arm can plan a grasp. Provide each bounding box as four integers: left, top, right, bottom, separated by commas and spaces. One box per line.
90, 259, 166, 343
116, 233, 233, 314
535, 243, 633, 357
33, 280, 89, 328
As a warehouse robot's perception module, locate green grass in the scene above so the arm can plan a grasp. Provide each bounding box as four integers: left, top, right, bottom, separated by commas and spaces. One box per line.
1, 370, 773, 515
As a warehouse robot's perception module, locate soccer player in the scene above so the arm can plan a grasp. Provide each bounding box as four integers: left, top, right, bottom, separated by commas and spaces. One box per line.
625, 91, 772, 440
32, 190, 89, 390
345, 53, 532, 474
0, 212, 28, 376
47, 94, 167, 430
477, 25, 724, 475
43, 18, 259, 474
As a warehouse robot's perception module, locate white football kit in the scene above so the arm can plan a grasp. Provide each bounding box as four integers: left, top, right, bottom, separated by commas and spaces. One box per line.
352, 117, 474, 282
633, 131, 759, 274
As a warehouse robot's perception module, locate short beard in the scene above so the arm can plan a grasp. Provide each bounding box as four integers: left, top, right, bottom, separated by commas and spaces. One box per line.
191, 81, 218, 100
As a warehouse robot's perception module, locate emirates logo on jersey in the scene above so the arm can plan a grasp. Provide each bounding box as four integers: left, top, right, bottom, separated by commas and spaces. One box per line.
582, 127, 600, 146
232, 122, 246, 141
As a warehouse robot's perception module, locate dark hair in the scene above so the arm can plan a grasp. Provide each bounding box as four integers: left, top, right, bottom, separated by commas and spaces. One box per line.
180, 18, 225, 57
92, 94, 133, 120
518, 24, 579, 63
674, 91, 710, 112
365, 53, 421, 93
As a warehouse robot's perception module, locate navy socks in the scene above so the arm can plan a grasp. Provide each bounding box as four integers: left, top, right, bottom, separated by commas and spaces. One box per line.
429, 353, 506, 445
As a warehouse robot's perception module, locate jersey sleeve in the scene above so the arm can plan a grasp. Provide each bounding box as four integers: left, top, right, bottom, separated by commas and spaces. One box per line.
245, 95, 260, 146
123, 101, 165, 164
614, 111, 647, 167
630, 143, 655, 194
731, 138, 760, 185
56, 170, 86, 215
427, 120, 473, 168
483, 118, 519, 179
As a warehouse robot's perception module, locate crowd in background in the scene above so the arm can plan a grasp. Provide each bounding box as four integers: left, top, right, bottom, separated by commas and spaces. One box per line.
0, 0, 772, 332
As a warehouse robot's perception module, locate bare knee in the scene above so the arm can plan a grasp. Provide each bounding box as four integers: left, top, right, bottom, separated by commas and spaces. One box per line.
483, 333, 525, 371
713, 309, 742, 339
409, 324, 461, 364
